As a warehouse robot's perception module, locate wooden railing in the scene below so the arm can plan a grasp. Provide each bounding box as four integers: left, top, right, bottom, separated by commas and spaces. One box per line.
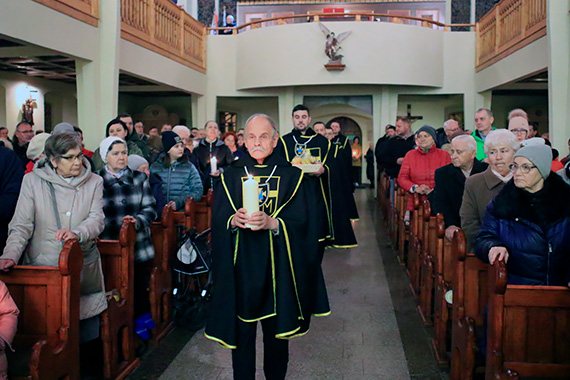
208, 12, 475, 35
33, 0, 99, 26
476, 0, 546, 71
120, 0, 207, 73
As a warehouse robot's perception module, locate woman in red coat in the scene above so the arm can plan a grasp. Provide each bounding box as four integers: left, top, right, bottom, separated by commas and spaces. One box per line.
398, 125, 451, 216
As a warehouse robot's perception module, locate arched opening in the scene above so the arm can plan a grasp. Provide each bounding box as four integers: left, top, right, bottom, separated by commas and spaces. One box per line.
327, 116, 364, 186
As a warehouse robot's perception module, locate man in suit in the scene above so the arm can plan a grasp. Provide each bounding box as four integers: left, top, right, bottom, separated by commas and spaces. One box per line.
431, 135, 488, 241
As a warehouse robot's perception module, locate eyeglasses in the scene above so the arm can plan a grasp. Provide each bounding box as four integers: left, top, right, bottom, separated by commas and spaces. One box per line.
510, 129, 528, 135
60, 153, 84, 162
509, 163, 537, 174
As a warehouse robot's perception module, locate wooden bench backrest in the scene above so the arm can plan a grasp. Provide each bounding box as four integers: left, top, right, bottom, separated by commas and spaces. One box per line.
0, 240, 82, 349
487, 261, 570, 379
98, 220, 136, 300
452, 228, 488, 324
151, 204, 176, 272
194, 188, 213, 233
422, 199, 436, 257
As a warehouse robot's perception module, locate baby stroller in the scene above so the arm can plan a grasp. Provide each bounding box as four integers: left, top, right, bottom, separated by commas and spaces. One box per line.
172, 226, 212, 331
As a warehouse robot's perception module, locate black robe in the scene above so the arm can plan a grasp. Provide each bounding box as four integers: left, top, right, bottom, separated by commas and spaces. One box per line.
331, 134, 359, 221
324, 142, 358, 248
205, 153, 330, 348
275, 128, 332, 242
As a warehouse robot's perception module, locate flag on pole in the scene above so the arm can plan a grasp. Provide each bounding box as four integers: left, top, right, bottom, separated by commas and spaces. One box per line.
210, 12, 219, 35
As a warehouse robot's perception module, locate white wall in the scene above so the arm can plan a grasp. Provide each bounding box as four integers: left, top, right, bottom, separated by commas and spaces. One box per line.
397, 95, 463, 131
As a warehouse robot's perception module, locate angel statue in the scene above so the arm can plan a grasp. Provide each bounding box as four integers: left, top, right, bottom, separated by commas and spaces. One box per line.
319, 23, 352, 64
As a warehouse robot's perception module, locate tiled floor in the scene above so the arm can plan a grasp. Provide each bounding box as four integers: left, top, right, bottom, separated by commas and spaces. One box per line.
129, 188, 447, 380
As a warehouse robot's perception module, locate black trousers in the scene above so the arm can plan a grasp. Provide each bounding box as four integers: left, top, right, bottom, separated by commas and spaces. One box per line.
232, 317, 289, 380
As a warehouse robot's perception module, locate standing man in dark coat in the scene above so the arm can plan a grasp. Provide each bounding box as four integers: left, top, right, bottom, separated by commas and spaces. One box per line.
0, 145, 25, 252
12, 121, 34, 169
374, 124, 396, 175
118, 113, 151, 160
431, 135, 488, 241
379, 117, 415, 204
205, 114, 330, 380
275, 105, 332, 254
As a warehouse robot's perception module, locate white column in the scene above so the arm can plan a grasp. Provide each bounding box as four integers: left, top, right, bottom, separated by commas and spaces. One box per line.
445, 0, 452, 25
278, 88, 295, 135
372, 86, 398, 194
75, 0, 120, 150
470, 0, 476, 25
547, 0, 570, 152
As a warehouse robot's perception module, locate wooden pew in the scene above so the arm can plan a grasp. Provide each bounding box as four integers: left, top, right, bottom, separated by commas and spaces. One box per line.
194, 188, 214, 233
486, 261, 570, 379
449, 228, 489, 380
388, 182, 399, 252
431, 214, 453, 366
98, 219, 139, 380
406, 193, 424, 297
149, 204, 177, 345
396, 186, 408, 264
418, 199, 436, 326
2, 240, 82, 380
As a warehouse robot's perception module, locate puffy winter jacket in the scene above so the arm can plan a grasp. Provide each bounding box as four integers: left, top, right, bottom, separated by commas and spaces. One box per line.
397, 145, 451, 210
150, 154, 203, 211
475, 174, 570, 286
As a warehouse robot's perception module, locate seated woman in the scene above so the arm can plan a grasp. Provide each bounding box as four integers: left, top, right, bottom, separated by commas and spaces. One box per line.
222, 131, 244, 160
475, 144, 570, 285
397, 125, 451, 220
460, 130, 520, 251
97, 137, 157, 318
150, 131, 203, 211
92, 119, 144, 171
127, 154, 167, 218
0, 132, 107, 338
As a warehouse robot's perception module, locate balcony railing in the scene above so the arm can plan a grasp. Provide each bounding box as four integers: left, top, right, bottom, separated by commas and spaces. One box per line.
121, 0, 207, 73
208, 12, 474, 34
33, 0, 99, 26
476, 0, 546, 71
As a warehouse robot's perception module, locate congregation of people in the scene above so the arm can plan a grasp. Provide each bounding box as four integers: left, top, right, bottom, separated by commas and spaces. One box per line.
374, 107, 570, 287
0, 106, 359, 379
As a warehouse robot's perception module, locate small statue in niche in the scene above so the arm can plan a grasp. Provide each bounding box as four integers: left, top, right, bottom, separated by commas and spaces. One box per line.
21, 97, 36, 126
319, 23, 351, 65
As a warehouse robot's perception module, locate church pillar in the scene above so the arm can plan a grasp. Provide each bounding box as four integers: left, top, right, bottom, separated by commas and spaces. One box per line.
278, 88, 295, 135
75, 0, 120, 150
547, 0, 570, 152
372, 86, 398, 194
192, 92, 216, 129
463, 90, 491, 131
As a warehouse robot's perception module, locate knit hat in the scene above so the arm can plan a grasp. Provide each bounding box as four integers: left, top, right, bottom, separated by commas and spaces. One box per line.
520, 137, 545, 147
162, 131, 183, 153
26, 133, 51, 160
99, 136, 126, 162
415, 125, 437, 142
52, 122, 75, 135
127, 154, 148, 171
513, 144, 552, 179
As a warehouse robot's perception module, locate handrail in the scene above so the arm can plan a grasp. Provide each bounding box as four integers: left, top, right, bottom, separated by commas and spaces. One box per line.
475, 0, 546, 71
120, 0, 207, 73
207, 12, 475, 35
33, 0, 99, 26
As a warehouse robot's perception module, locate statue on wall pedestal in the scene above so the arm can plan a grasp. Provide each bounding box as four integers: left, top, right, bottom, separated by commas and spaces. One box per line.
319, 23, 351, 71
21, 97, 36, 126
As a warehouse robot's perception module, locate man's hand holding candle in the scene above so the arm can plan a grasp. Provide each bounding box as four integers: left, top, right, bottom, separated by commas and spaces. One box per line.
231, 208, 278, 231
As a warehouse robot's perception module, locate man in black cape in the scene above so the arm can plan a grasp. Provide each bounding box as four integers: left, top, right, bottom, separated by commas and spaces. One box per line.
324, 125, 358, 248
274, 105, 332, 256
330, 120, 359, 221
205, 114, 330, 380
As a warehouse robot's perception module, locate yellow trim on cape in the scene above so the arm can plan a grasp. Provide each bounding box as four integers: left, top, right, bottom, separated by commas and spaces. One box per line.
271, 169, 304, 218
204, 333, 237, 349
279, 136, 290, 162
350, 218, 360, 222
270, 231, 277, 316
314, 311, 332, 317
220, 173, 238, 212
238, 313, 277, 323
332, 244, 358, 249
279, 218, 304, 318
275, 326, 301, 339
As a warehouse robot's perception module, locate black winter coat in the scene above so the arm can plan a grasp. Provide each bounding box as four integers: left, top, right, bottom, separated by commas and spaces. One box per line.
193, 138, 234, 192
378, 135, 415, 178
475, 174, 570, 285
0, 146, 24, 251
431, 160, 488, 227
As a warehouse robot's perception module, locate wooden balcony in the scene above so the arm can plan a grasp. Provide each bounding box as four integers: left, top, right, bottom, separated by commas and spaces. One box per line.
476, 0, 546, 72
33, 0, 99, 26
120, 0, 207, 73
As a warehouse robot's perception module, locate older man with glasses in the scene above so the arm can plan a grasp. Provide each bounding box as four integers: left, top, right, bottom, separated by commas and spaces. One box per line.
12, 121, 34, 168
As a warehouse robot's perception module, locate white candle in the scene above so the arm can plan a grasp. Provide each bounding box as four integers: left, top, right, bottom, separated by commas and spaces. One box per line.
210, 156, 217, 173
243, 174, 259, 228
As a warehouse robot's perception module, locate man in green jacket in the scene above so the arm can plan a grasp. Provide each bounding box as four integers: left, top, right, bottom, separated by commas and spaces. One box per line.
471, 108, 496, 161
